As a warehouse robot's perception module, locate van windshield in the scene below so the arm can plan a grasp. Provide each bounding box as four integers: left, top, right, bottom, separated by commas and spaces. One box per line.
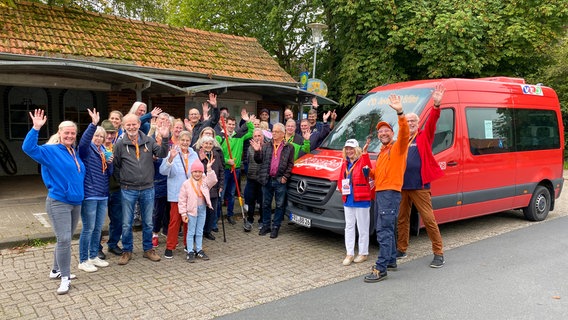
320, 88, 433, 153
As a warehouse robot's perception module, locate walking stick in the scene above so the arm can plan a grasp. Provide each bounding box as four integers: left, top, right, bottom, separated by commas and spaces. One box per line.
219, 117, 251, 233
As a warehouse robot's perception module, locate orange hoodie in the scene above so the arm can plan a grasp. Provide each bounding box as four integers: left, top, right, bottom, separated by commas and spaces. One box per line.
372, 115, 410, 192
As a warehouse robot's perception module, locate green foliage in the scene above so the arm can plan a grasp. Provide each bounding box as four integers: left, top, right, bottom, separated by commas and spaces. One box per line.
28, 0, 167, 21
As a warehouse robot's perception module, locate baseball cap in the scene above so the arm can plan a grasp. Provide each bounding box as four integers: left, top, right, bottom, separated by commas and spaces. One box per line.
344, 139, 359, 148
376, 121, 393, 131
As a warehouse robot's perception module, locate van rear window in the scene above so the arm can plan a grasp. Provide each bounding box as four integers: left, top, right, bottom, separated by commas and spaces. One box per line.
466, 107, 560, 155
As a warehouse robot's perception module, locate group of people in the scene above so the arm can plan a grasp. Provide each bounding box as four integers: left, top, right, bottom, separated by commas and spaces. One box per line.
337, 85, 447, 284
22, 92, 337, 295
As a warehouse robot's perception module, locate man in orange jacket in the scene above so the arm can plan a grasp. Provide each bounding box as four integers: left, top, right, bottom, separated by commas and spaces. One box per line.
364, 94, 410, 283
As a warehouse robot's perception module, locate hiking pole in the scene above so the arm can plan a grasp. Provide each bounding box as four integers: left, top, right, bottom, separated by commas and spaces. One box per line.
219, 117, 251, 233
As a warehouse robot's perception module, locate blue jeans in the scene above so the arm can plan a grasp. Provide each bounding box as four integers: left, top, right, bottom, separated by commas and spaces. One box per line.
221, 168, 240, 217
80, 199, 108, 262
46, 197, 81, 278
261, 177, 287, 228
106, 190, 122, 250
121, 188, 154, 252
186, 204, 207, 252
374, 190, 402, 272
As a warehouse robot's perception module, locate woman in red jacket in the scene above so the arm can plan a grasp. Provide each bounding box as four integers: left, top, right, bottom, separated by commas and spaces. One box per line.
338, 138, 373, 266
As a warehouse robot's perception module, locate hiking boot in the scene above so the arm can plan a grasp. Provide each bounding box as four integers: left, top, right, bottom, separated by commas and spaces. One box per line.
259, 225, 271, 236
186, 251, 196, 263
196, 250, 209, 260
152, 234, 159, 248
342, 255, 354, 266
364, 265, 388, 283
227, 216, 236, 225
396, 250, 407, 259
89, 257, 109, 268
353, 255, 368, 263
118, 252, 132, 265
270, 226, 280, 239
430, 254, 445, 268
78, 261, 98, 273
164, 249, 173, 259
143, 249, 161, 262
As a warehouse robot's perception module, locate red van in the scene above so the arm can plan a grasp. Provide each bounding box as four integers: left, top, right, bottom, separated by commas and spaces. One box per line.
288, 77, 565, 234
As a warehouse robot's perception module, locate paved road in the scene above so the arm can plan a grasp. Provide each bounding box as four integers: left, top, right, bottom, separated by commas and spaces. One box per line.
0, 172, 566, 319
220, 215, 568, 320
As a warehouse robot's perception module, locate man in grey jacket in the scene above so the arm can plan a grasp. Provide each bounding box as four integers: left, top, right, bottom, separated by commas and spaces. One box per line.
113, 113, 170, 265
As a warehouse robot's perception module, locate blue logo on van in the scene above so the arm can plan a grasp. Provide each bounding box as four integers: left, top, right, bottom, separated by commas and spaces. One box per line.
521, 85, 543, 96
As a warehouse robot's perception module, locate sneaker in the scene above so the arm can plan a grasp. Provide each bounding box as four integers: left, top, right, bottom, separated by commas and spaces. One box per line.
186, 251, 196, 263
89, 257, 109, 268
430, 254, 445, 268
204, 232, 216, 240
118, 252, 132, 265
353, 255, 368, 263
49, 270, 76, 280
108, 246, 123, 256
97, 250, 106, 260
227, 216, 236, 225
396, 250, 407, 259
143, 249, 161, 262
269, 226, 280, 239
364, 265, 388, 283
243, 221, 252, 232
387, 263, 398, 271
342, 255, 354, 266
183, 247, 188, 253
164, 249, 173, 259
78, 261, 98, 273
196, 250, 209, 261
212, 227, 219, 233
56, 277, 71, 295
152, 235, 159, 248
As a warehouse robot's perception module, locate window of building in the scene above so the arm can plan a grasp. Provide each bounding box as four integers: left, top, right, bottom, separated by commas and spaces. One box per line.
7, 87, 49, 140
62, 89, 96, 133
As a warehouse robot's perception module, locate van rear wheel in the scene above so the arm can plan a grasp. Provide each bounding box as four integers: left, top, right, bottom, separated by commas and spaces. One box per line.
523, 186, 550, 221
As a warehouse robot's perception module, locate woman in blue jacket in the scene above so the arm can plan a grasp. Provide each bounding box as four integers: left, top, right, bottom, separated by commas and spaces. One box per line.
77, 110, 113, 273
22, 109, 88, 295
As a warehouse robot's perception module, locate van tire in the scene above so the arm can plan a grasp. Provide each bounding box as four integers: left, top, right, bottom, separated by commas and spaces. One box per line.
523, 185, 551, 221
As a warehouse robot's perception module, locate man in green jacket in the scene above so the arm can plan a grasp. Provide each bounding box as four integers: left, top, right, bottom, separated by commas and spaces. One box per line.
217, 114, 255, 224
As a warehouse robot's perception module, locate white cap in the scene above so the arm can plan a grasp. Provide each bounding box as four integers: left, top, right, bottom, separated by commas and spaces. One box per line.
344, 139, 359, 148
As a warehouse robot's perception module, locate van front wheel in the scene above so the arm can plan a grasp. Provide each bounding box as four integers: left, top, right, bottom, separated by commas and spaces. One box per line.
523, 186, 550, 221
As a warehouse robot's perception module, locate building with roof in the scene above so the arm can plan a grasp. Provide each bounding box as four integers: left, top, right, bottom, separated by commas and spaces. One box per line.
0, 1, 335, 177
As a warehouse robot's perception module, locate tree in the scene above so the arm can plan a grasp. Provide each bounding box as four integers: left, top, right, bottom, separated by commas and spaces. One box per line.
166, 0, 321, 75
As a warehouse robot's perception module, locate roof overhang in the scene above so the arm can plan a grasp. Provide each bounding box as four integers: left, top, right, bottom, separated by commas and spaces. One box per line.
0, 61, 188, 96
186, 83, 338, 106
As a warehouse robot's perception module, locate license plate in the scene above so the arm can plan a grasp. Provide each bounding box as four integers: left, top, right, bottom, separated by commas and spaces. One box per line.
291, 214, 311, 228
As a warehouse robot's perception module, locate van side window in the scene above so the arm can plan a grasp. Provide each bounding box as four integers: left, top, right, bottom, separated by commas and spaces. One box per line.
514, 109, 560, 151
432, 108, 455, 155
466, 108, 513, 155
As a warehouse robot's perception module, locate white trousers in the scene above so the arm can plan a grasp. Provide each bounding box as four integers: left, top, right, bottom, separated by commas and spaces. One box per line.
344, 206, 370, 256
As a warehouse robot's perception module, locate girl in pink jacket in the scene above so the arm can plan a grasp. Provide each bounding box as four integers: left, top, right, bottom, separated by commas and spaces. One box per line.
179, 159, 218, 262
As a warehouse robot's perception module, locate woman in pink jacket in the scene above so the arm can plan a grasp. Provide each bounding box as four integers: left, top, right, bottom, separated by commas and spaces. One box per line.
179, 159, 218, 262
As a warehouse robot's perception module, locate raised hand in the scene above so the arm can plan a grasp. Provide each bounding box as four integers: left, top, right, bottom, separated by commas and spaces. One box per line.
363, 136, 371, 153
168, 146, 179, 163
241, 108, 249, 122
202, 101, 210, 120
207, 92, 217, 107
323, 110, 331, 123
432, 84, 446, 106
150, 107, 162, 117
157, 121, 170, 139
330, 109, 337, 121
311, 96, 319, 108
250, 138, 262, 151
29, 109, 47, 130
388, 94, 403, 113
207, 158, 215, 170
302, 128, 312, 140
184, 118, 193, 133
87, 108, 100, 125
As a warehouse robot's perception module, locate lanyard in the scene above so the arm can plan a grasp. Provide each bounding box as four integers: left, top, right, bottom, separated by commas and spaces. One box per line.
178, 152, 190, 179
273, 142, 281, 158
66, 146, 81, 173
98, 146, 108, 173
190, 177, 203, 198
132, 137, 140, 159
344, 158, 359, 179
